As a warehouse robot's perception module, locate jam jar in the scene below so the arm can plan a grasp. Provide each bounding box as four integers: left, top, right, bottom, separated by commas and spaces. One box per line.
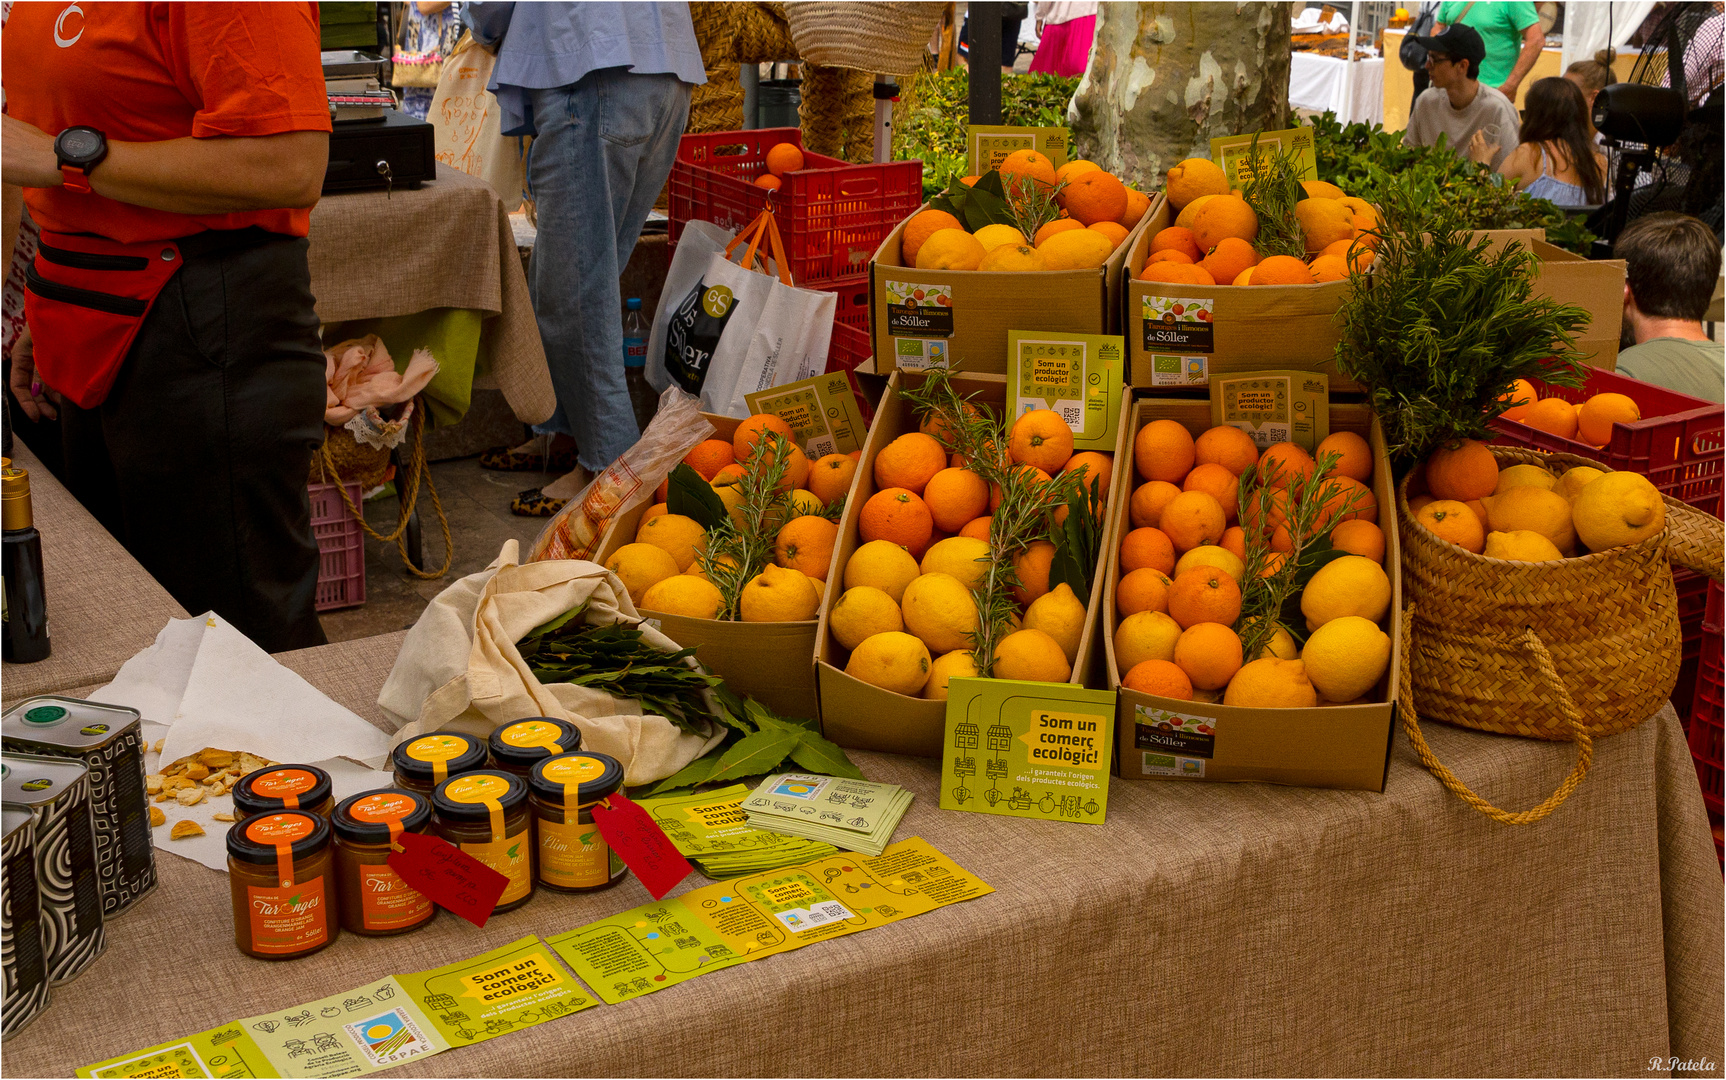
391, 732, 487, 797
431, 771, 534, 912
332, 790, 436, 937
226, 812, 337, 960
529, 752, 628, 893
232, 765, 333, 821
486, 718, 582, 780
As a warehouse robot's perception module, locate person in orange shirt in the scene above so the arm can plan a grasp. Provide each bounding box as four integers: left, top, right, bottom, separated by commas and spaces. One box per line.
2, 2, 333, 651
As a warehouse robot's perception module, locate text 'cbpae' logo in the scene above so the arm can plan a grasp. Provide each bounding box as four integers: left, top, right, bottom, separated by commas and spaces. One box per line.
1018, 710, 1107, 770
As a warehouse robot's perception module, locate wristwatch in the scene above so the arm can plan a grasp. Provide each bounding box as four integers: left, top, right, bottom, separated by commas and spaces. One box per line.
54, 126, 108, 194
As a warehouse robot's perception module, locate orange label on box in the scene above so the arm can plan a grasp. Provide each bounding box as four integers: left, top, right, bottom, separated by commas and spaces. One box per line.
246, 876, 329, 954
460, 833, 532, 905
537, 817, 609, 888
358, 864, 433, 930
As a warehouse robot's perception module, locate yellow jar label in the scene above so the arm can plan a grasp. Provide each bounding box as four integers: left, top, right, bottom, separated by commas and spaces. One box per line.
540, 755, 607, 786
537, 816, 610, 888
460, 832, 532, 905
442, 775, 510, 803
407, 735, 472, 762
500, 721, 565, 753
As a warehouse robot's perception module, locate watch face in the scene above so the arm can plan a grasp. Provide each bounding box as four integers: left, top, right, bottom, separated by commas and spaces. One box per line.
59, 128, 101, 161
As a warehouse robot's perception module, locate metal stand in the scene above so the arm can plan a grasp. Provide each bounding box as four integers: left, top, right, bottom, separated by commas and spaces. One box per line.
968, 1, 1002, 125
390, 446, 424, 570
874, 76, 899, 164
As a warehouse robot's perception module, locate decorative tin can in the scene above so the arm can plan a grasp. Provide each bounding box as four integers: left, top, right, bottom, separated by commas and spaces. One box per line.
2, 696, 155, 918
1, 755, 106, 984
2, 805, 50, 1035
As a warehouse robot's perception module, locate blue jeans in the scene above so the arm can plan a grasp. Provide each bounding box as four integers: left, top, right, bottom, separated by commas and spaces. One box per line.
525, 69, 690, 472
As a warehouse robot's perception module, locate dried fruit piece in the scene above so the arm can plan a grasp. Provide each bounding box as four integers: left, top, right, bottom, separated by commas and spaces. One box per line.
183, 763, 210, 781
146, 773, 164, 794
198, 749, 235, 769
212, 812, 235, 823
152, 738, 164, 754
170, 820, 204, 840
149, 806, 165, 827
176, 787, 206, 807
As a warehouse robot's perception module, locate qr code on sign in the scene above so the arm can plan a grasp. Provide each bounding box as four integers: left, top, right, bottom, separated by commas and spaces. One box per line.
810, 437, 837, 458
815, 902, 849, 921
1059, 403, 1081, 425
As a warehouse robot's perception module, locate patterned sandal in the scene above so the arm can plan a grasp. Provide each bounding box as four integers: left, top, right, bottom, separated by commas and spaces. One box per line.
479, 444, 545, 471
510, 487, 568, 517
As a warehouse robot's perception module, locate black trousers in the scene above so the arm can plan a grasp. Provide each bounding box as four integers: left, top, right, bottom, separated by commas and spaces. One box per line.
59, 228, 327, 653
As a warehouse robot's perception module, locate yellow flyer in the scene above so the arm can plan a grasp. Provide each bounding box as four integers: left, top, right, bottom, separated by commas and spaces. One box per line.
745, 371, 869, 459
1208, 127, 1318, 186
966, 125, 1070, 175
1006, 330, 1124, 452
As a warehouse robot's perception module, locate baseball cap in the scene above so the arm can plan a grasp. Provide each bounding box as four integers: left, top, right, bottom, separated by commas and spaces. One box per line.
1412, 23, 1487, 77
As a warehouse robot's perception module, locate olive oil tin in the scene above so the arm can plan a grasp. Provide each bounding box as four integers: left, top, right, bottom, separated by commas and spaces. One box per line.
2, 697, 155, 917
2, 805, 50, 1035
1, 755, 106, 985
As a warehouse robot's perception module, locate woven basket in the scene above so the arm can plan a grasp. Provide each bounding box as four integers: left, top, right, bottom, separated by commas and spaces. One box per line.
1398, 446, 1725, 823
311, 425, 391, 489
782, 1, 945, 75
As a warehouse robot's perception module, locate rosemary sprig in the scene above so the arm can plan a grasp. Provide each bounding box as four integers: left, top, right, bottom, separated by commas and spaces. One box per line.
696, 432, 793, 620
1004, 172, 1068, 245
1241, 133, 1308, 259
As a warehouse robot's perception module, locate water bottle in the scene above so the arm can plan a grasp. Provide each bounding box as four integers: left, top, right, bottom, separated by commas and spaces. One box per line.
622, 298, 656, 434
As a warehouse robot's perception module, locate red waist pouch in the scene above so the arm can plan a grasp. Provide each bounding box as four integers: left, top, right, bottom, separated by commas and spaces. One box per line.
23, 232, 183, 409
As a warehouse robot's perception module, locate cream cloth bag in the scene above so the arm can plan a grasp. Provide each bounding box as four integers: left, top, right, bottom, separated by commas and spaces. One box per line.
378, 540, 725, 785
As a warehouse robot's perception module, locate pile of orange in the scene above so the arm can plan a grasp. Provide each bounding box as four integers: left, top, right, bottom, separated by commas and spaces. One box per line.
753, 142, 805, 191
1495, 379, 1643, 449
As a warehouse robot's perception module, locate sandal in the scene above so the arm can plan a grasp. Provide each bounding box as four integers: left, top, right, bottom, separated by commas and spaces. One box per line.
510, 487, 568, 517
479, 443, 578, 473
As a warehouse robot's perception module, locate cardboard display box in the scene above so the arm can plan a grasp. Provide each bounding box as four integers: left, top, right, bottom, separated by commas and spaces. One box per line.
1471, 229, 1627, 371
815, 371, 1119, 756
869, 198, 1154, 376
1102, 397, 1402, 791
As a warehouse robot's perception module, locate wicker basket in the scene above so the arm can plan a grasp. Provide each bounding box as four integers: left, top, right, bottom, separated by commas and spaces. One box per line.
1397, 446, 1725, 823
310, 425, 391, 488
782, 1, 945, 75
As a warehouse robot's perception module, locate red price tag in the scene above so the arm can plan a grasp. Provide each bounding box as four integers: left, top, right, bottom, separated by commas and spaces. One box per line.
591, 792, 692, 900
386, 831, 509, 927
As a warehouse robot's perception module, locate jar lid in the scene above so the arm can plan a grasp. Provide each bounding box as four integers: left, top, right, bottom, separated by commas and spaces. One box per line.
333, 789, 431, 844
226, 810, 330, 865
529, 752, 624, 806
392, 732, 487, 783
488, 718, 583, 768
432, 770, 527, 821
233, 765, 331, 818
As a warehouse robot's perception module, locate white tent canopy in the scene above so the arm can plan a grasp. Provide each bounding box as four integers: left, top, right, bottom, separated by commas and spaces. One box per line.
1561, 1, 1661, 73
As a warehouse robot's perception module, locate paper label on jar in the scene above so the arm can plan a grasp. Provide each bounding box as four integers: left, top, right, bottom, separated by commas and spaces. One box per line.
246, 875, 330, 955
405, 735, 471, 763
359, 864, 433, 931
349, 792, 417, 824
460, 834, 531, 905
539, 755, 606, 786
499, 721, 566, 753
537, 816, 610, 888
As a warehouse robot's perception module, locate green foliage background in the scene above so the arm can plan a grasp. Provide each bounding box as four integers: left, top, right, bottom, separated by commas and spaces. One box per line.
892, 68, 1081, 199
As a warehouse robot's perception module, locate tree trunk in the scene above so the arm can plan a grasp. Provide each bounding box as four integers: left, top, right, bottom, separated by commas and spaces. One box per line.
1070, 3, 1291, 188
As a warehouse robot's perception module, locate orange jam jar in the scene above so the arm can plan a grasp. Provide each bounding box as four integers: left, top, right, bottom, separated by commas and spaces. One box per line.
332, 790, 436, 937
391, 732, 487, 797
529, 752, 627, 893
487, 718, 582, 779
431, 771, 534, 913
226, 812, 337, 960
233, 765, 333, 820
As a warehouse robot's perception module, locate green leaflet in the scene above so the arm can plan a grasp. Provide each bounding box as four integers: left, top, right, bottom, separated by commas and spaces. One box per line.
787, 729, 865, 780
703, 728, 804, 785
667, 463, 728, 530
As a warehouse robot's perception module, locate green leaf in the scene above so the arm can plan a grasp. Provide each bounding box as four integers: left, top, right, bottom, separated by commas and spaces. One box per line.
667, 464, 727, 530
521, 605, 585, 645
634, 754, 718, 798
702, 727, 802, 785
745, 698, 820, 734
787, 729, 865, 779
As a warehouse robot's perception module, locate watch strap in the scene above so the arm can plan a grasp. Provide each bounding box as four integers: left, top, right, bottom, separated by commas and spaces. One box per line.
59, 164, 92, 195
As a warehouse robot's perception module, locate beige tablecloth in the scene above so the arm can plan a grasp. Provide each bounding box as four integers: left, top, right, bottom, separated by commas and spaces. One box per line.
307, 163, 554, 425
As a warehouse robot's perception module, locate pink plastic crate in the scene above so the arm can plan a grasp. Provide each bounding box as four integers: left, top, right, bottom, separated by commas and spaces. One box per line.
309, 481, 366, 612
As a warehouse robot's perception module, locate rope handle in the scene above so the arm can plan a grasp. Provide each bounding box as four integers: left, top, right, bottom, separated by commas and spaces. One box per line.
723, 204, 794, 286
319, 396, 454, 580
1398, 604, 1594, 825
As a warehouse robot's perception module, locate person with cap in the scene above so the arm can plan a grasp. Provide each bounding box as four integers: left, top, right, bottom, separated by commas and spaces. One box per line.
1403, 22, 1521, 169
1433, 0, 1543, 101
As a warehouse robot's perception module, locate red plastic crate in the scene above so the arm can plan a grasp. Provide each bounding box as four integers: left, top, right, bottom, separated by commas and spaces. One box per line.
309, 481, 366, 613
1688, 581, 1722, 818
820, 279, 876, 424
1672, 567, 1712, 724
1488, 367, 1723, 517
669, 129, 922, 290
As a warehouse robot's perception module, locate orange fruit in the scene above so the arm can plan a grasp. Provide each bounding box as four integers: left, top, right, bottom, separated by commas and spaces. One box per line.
1116, 567, 1174, 617
1160, 490, 1226, 552
765, 143, 805, 176
1134, 419, 1196, 483
1258, 443, 1316, 490
1087, 221, 1130, 249
1232, 267, 1255, 286
1315, 431, 1372, 483
1497, 378, 1539, 422
683, 439, 737, 481
1129, 480, 1182, 529
923, 467, 989, 532
1330, 520, 1385, 562
1194, 425, 1260, 476
1294, 198, 1355, 253
712, 463, 746, 488
1417, 500, 1485, 554
733, 413, 796, 462
1012, 540, 1057, 605
859, 487, 934, 558
1117, 187, 1152, 231
1032, 218, 1084, 247
1165, 158, 1231, 211
1122, 659, 1193, 699
1009, 409, 1075, 473
774, 515, 838, 580
772, 444, 810, 492
1182, 462, 1241, 524
1321, 237, 1375, 271
901, 209, 964, 265
1136, 261, 1216, 286
1219, 525, 1247, 561
1317, 475, 1377, 524
1167, 565, 1241, 629
987, 463, 1051, 512
1521, 397, 1579, 440
755, 174, 783, 191
958, 516, 992, 542
873, 432, 947, 494
1149, 226, 1204, 262
958, 175, 979, 187
1173, 622, 1243, 691
1308, 254, 1350, 282
1055, 160, 1102, 187
918, 399, 981, 449
1250, 255, 1316, 285
1577, 392, 1641, 447
1146, 249, 1196, 266
1197, 237, 1259, 288
1407, 493, 1434, 516
999, 149, 1058, 197
1190, 194, 1258, 250
1063, 170, 1128, 226
1425, 438, 1498, 501
1258, 551, 1290, 577
1119, 527, 1176, 574
807, 453, 858, 505
1063, 451, 1113, 496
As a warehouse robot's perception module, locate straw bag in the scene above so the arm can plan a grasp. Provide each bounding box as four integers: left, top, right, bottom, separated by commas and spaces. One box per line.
782, 1, 947, 75
1397, 446, 1725, 824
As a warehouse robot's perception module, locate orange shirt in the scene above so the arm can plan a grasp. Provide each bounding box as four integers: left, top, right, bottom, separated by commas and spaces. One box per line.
3, 2, 333, 242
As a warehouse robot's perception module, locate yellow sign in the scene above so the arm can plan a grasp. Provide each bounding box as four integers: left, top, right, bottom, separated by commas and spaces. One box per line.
459, 951, 567, 1004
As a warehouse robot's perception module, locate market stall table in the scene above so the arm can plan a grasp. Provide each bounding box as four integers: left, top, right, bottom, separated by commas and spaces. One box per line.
1290, 52, 1385, 124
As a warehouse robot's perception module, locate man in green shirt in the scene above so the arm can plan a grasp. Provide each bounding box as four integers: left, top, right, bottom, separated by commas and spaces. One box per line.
1436, 1, 1544, 99
1613, 213, 1724, 405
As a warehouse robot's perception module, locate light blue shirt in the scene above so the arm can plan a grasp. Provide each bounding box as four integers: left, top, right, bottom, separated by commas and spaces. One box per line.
464, 2, 705, 135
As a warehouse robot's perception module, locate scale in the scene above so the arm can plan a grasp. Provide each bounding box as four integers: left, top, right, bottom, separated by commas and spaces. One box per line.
320, 50, 437, 194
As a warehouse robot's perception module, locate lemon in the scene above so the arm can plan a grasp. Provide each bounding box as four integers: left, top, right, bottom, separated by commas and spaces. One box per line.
978, 244, 1045, 272
1240, 615, 1297, 661
901, 572, 980, 654
1174, 543, 1244, 584
1300, 555, 1390, 631
845, 631, 931, 696
844, 540, 922, 605
604, 543, 680, 604
914, 228, 986, 271
636, 513, 707, 572
1493, 464, 1557, 495
1483, 530, 1564, 562
1175, 193, 1219, 230
1222, 658, 1319, 708
920, 536, 991, 591
1300, 616, 1390, 702
972, 223, 1029, 253
1480, 486, 1576, 555
991, 628, 1073, 682
1113, 610, 1182, 676
710, 482, 746, 528
1023, 582, 1087, 663
830, 586, 904, 651
923, 649, 979, 700
639, 575, 723, 619
1555, 465, 1605, 503
635, 503, 669, 536
786, 489, 824, 517
739, 564, 820, 622
1036, 229, 1113, 270
1572, 471, 1666, 552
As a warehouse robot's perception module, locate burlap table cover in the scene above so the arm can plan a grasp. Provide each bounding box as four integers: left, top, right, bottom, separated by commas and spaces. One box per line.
5, 631, 1720, 1077
307, 163, 555, 425
0, 443, 189, 706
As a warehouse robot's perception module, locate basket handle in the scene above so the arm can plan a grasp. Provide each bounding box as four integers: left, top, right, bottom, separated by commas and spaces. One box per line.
1398, 604, 1595, 825
1664, 499, 1725, 582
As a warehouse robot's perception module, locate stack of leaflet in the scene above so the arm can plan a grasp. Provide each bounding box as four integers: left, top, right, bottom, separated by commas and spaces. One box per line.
742, 773, 913, 857
635, 784, 835, 879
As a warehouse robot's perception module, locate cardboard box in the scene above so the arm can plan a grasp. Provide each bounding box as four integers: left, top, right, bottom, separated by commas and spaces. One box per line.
815, 371, 1119, 756
1471, 229, 1627, 371
1103, 397, 1402, 791
1124, 198, 1352, 390
869, 199, 1153, 376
